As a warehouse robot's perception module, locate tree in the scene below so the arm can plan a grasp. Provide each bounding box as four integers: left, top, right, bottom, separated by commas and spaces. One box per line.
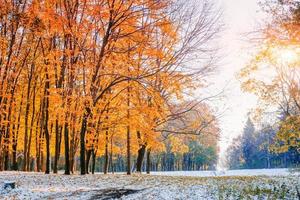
0, 0, 221, 174
227, 118, 299, 169
239, 0, 300, 155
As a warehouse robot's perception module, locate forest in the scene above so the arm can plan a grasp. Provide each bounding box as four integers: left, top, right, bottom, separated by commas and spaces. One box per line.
0, 0, 300, 199
227, 117, 299, 169
0, 0, 221, 175
0, 0, 299, 177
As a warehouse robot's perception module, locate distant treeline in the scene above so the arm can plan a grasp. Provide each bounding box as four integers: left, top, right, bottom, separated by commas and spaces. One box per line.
227, 118, 300, 170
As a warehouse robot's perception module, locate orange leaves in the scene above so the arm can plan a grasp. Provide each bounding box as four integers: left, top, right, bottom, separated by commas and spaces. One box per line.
0, 0, 220, 172
169, 136, 189, 154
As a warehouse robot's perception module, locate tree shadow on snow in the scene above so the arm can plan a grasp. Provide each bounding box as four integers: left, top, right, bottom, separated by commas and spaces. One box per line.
88, 188, 142, 200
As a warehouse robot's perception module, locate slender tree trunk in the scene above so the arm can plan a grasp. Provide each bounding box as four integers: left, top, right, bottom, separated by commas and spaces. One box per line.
26, 89, 36, 171
41, 151, 44, 172
64, 122, 70, 175
53, 119, 62, 174
36, 118, 41, 172
26, 128, 33, 171
80, 110, 89, 175
136, 145, 146, 173
91, 150, 96, 174
85, 149, 92, 174
126, 84, 131, 175
12, 91, 23, 170
44, 73, 50, 174
146, 149, 151, 174
3, 141, 9, 170
12, 117, 18, 170
35, 108, 41, 172
70, 130, 74, 174
4, 91, 16, 170
110, 136, 114, 174
23, 67, 33, 171
70, 120, 77, 174
136, 131, 145, 173
104, 129, 109, 174
44, 129, 50, 174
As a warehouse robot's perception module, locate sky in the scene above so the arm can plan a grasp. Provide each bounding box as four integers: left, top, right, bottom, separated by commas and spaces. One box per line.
207, 0, 266, 168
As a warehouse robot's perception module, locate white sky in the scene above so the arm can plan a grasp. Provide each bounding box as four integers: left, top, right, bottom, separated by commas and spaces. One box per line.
208, 0, 266, 168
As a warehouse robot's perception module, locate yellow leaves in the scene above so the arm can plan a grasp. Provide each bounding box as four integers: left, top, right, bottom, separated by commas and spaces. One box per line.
271, 116, 300, 153
169, 136, 189, 154
0, 0, 220, 168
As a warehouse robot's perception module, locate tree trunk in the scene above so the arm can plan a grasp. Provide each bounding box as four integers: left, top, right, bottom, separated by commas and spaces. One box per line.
44, 73, 50, 174
80, 110, 89, 175
26, 129, 33, 171
104, 129, 109, 174
136, 144, 146, 173
4, 149, 9, 170
146, 149, 151, 174
91, 150, 96, 174
64, 122, 70, 175
36, 110, 41, 172
53, 119, 62, 174
44, 129, 50, 174
12, 143, 18, 170
23, 66, 33, 171
70, 122, 77, 174
127, 124, 131, 175
85, 149, 92, 174
12, 92, 23, 170
110, 136, 114, 174
126, 85, 131, 175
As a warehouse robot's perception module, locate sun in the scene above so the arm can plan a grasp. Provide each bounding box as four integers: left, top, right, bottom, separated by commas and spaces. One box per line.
271, 46, 300, 65
279, 48, 298, 63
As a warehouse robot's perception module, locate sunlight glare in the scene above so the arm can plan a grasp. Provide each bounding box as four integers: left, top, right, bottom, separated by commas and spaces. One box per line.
272, 46, 300, 65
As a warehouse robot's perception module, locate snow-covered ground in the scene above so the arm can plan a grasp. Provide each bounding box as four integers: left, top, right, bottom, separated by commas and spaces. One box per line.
151, 168, 293, 177
0, 169, 299, 200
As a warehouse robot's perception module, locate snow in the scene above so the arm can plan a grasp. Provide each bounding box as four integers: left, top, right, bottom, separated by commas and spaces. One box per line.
151, 168, 293, 177
0, 169, 299, 199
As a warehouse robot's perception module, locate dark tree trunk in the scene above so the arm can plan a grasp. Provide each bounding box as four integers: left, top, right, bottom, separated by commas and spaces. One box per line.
104, 129, 109, 174
45, 128, 50, 174
23, 78, 32, 171
86, 149, 92, 174
70, 122, 77, 174
126, 84, 131, 175
64, 122, 70, 175
4, 92, 16, 171
146, 149, 151, 174
136, 145, 146, 173
53, 120, 62, 174
80, 110, 89, 175
44, 73, 50, 174
41, 152, 44, 172
4, 150, 9, 170
36, 110, 41, 172
12, 137, 18, 171
12, 95, 23, 170
91, 150, 96, 174
127, 124, 131, 175
26, 129, 33, 171
136, 131, 146, 173
36, 141, 41, 172
110, 136, 114, 174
